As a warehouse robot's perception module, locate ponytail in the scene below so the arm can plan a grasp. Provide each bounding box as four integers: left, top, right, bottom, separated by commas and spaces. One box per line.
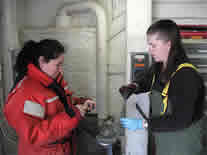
12, 40, 39, 89
15, 40, 38, 75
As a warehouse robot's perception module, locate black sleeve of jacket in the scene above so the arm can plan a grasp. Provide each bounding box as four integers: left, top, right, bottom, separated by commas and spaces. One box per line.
150, 67, 203, 132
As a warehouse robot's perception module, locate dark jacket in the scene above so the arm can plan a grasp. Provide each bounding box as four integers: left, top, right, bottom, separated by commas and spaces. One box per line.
134, 61, 205, 132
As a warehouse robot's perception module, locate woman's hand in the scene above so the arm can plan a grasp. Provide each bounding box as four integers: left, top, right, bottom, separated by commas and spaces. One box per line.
75, 104, 88, 117
119, 83, 138, 100
84, 99, 96, 112
75, 99, 96, 117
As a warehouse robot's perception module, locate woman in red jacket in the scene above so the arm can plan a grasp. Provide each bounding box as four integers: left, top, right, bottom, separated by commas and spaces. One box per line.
4, 39, 95, 155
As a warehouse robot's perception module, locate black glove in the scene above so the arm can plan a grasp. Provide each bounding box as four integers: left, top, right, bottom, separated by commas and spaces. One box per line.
119, 83, 138, 100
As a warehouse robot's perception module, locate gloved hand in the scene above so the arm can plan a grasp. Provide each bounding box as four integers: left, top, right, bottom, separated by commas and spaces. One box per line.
120, 118, 143, 131
119, 83, 138, 100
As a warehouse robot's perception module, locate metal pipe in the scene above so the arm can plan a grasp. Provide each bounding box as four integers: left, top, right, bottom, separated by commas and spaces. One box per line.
2, 0, 20, 98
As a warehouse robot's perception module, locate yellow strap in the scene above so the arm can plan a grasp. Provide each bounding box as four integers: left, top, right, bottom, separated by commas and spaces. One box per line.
160, 63, 197, 115
151, 75, 155, 90
162, 63, 197, 96
176, 63, 197, 71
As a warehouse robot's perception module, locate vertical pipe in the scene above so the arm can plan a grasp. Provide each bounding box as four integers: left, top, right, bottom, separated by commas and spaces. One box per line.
1, 2, 19, 154
2, 0, 20, 98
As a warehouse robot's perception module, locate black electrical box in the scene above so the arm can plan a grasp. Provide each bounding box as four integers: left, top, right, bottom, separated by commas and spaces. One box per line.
130, 52, 151, 82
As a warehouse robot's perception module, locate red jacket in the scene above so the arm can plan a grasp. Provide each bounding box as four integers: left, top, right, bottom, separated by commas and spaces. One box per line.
4, 64, 82, 155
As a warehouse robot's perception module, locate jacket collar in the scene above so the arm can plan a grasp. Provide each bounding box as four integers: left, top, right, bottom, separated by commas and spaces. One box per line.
27, 64, 54, 87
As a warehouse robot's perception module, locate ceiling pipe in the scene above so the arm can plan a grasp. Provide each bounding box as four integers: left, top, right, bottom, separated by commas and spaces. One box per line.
56, 0, 108, 119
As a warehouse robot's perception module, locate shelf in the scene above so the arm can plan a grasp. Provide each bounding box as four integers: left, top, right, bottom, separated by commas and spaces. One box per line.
182, 39, 207, 44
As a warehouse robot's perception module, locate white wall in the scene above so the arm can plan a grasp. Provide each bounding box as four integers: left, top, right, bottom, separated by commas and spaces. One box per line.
101, 0, 127, 119
24, 0, 96, 27
152, 0, 207, 24
16, 0, 25, 29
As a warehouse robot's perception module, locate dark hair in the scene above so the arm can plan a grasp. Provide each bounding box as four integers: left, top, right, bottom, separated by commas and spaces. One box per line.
14, 39, 65, 83
147, 19, 189, 82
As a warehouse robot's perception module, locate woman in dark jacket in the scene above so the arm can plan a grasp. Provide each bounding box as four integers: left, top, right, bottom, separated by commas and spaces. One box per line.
120, 19, 205, 155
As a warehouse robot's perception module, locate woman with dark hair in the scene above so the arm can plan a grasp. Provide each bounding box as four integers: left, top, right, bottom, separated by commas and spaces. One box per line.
120, 19, 205, 155
4, 39, 96, 155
